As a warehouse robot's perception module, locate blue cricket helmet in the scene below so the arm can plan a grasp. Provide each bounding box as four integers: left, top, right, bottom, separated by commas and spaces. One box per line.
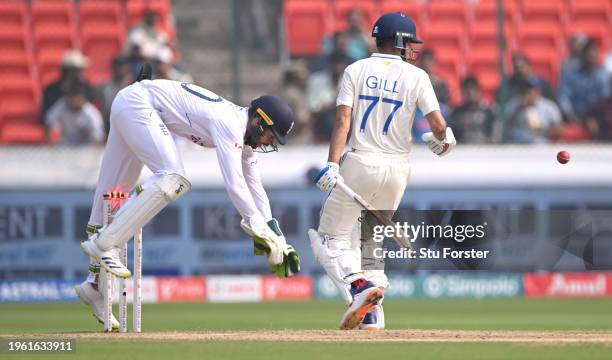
372, 12, 422, 46
250, 95, 294, 145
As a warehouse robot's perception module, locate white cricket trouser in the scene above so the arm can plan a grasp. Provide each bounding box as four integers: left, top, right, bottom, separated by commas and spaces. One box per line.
88, 82, 185, 226
318, 150, 411, 287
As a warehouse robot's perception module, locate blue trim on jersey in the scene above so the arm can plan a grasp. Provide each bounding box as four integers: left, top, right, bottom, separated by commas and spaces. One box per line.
181, 83, 223, 102
370, 53, 402, 61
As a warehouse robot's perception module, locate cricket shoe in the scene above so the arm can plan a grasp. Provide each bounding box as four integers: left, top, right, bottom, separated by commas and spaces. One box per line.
339, 281, 384, 330
359, 304, 385, 330
74, 281, 119, 331
81, 237, 131, 278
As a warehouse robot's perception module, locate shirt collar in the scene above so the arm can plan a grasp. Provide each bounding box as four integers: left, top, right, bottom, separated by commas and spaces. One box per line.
370, 53, 402, 60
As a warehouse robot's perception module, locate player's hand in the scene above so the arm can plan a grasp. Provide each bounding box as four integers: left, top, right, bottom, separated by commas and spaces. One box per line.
252, 218, 283, 256
314, 162, 343, 192
422, 127, 456, 157
240, 216, 286, 265
269, 244, 300, 277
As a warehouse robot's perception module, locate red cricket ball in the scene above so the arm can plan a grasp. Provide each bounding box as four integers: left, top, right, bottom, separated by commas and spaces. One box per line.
557, 150, 570, 164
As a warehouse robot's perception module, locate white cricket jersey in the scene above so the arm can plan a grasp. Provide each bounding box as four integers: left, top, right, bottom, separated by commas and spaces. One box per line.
336, 53, 440, 154
134, 79, 272, 221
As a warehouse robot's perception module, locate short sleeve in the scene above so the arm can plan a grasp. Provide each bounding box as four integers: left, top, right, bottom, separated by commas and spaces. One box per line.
336, 68, 355, 108
416, 71, 440, 116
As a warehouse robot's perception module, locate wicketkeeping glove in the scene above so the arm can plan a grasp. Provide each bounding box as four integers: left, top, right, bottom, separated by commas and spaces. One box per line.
259, 219, 300, 277
422, 127, 456, 157
252, 218, 282, 256
240, 216, 285, 265
314, 162, 343, 192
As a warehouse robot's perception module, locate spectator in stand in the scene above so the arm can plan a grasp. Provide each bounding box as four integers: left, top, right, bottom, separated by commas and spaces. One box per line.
419, 49, 450, 106
412, 49, 450, 142
124, 9, 169, 61
503, 53, 556, 101
321, 9, 370, 63
281, 61, 311, 144
96, 55, 133, 136
152, 46, 193, 82
450, 76, 499, 144
558, 39, 610, 121
505, 79, 563, 144
561, 33, 588, 80
311, 31, 349, 73
45, 80, 105, 145
41, 50, 95, 130
584, 91, 612, 141
306, 51, 349, 142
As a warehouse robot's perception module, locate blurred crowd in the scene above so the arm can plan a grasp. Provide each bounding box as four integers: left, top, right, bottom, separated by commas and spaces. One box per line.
282, 9, 612, 145
41, 9, 191, 145
41, 7, 612, 147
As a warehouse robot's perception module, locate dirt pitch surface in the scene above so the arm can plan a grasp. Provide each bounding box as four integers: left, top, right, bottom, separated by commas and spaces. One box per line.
6, 330, 612, 344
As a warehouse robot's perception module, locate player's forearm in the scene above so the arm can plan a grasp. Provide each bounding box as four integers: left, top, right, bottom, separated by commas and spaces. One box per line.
327, 105, 352, 164
242, 165, 272, 219
424, 110, 447, 140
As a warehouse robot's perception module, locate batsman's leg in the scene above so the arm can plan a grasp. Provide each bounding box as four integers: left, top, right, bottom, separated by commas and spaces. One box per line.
315, 154, 384, 329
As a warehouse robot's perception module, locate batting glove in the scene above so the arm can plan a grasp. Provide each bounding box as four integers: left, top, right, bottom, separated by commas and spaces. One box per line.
422, 127, 456, 157
314, 162, 343, 192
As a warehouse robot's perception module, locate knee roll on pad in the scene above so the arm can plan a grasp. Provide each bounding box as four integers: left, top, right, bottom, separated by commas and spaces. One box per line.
97, 173, 191, 250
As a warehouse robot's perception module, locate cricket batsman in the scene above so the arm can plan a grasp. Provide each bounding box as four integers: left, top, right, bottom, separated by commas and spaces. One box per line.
75, 70, 300, 330
310, 12, 456, 330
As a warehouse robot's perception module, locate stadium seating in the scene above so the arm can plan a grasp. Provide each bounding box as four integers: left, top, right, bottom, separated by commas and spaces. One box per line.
31, 0, 76, 29
81, 27, 125, 84
0, 78, 40, 126
33, 25, 77, 57
466, 49, 503, 102
523, 49, 560, 86
32, 1, 77, 88
423, 21, 468, 57
0, 27, 30, 53
0, 53, 36, 80
79, 0, 124, 29
427, 0, 469, 28
37, 50, 65, 87
569, 0, 611, 26
473, 0, 520, 28
0, 2, 29, 29
284, 0, 332, 56
517, 22, 566, 58
0, 123, 46, 145
469, 20, 515, 56
521, 1, 567, 26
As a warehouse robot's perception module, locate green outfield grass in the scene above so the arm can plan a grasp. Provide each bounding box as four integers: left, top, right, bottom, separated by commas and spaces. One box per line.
1, 299, 611, 359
